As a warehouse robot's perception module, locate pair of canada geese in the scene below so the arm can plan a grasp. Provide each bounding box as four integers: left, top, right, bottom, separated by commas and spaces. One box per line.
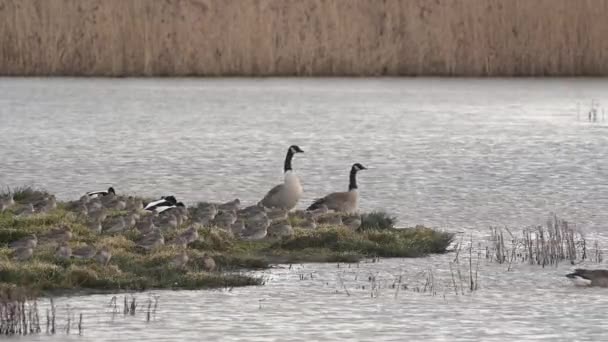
258, 145, 366, 213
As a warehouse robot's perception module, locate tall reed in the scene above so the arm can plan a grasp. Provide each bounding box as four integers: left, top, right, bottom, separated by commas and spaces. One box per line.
1, 0, 607, 76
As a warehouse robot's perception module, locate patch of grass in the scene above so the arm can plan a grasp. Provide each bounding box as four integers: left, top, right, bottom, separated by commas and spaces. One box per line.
0, 189, 453, 294
277, 227, 454, 258
359, 211, 397, 231
7, 186, 51, 204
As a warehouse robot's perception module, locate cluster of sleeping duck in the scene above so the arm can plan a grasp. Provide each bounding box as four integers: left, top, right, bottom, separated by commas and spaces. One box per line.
1, 145, 365, 268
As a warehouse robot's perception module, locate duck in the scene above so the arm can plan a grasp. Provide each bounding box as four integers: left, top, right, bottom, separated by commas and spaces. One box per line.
259, 145, 304, 211
12, 247, 33, 261
95, 246, 112, 266
153, 212, 179, 231
170, 251, 189, 269
213, 210, 237, 230
87, 218, 103, 234
33, 195, 57, 213
87, 187, 116, 198
136, 230, 165, 250
135, 214, 156, 234
267, 219, 294, 238
201, 253, 216, 272
55, 243, 72, 259
566, 269, 608, 287
9, 234, 38, 249
172, 226, 199, 247
126, 197, 144, 211
144, 195, 177, 211
264, 207, 289, 222
218, 199, 241, 212
14, 203, 35, 217
240, 211, 270, 241
0, 194, 15, 211
307, 163, 367, 214
343, 214, 362, 230
316, 213, 343, 226
42, 226, 72, 243
102, 216, 127, 234
72, 245, 97, 259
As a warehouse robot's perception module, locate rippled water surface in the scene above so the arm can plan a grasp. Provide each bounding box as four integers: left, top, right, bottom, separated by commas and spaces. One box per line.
2, 78, 608, 341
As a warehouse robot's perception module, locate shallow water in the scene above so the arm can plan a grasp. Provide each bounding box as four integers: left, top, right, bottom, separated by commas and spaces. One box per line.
2, 78, 608, 341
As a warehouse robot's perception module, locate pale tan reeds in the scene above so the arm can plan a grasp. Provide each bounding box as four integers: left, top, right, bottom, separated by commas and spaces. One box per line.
1, 0, 607, 76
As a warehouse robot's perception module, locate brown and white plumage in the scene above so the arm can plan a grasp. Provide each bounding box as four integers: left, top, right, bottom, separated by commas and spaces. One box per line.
307, 163, 367, 214
259, 145, 304, 211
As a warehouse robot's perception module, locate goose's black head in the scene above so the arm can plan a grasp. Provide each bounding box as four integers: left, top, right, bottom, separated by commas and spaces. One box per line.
289, 145, 304, 154
351, 163, 367, 172
107, 187, 116, 195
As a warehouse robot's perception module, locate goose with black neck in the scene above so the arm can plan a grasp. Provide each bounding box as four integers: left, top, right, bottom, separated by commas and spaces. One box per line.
307, 163, 367, 214
259, 145, 304, 211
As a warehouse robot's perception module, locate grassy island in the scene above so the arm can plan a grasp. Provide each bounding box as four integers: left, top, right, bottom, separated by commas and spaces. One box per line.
0, 188, 454, 294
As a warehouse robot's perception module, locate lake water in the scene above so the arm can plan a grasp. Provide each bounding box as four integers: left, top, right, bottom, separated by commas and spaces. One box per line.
1, 78, 608, 341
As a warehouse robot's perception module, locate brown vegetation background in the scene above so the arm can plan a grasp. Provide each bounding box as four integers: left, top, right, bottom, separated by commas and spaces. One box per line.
1, 0, 607, 76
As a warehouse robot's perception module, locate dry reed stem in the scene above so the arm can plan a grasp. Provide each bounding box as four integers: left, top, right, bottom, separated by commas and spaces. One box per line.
1, 0, 608, 76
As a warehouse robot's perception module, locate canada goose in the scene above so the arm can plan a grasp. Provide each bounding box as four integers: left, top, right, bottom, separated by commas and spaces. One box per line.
55, 243, 72, 259
87, 187, 116, 198
12, 247, 33, 261
566, 269, 608, 287
72, 245, 97, 259
267, 219, 294, 238
144, 196, 177, 211
9, 234, 37, 249
102, 216, 126, 234
201, 253, 216, 272
307, 163, 367, 214
170, 251, 189, 269
95, 246, 112, 266
259, 145, 304, 211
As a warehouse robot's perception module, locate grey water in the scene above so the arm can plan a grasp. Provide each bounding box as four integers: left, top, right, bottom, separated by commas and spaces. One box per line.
1, 78, 608, 341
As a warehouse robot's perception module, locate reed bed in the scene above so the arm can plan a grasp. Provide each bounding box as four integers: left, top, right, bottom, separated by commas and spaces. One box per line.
1, 0, 608, 76
487, 215, 603, 268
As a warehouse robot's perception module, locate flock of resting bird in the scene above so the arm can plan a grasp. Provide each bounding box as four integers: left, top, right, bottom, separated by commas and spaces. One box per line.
2, 144, 605, 287
0, 145, 367, 271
